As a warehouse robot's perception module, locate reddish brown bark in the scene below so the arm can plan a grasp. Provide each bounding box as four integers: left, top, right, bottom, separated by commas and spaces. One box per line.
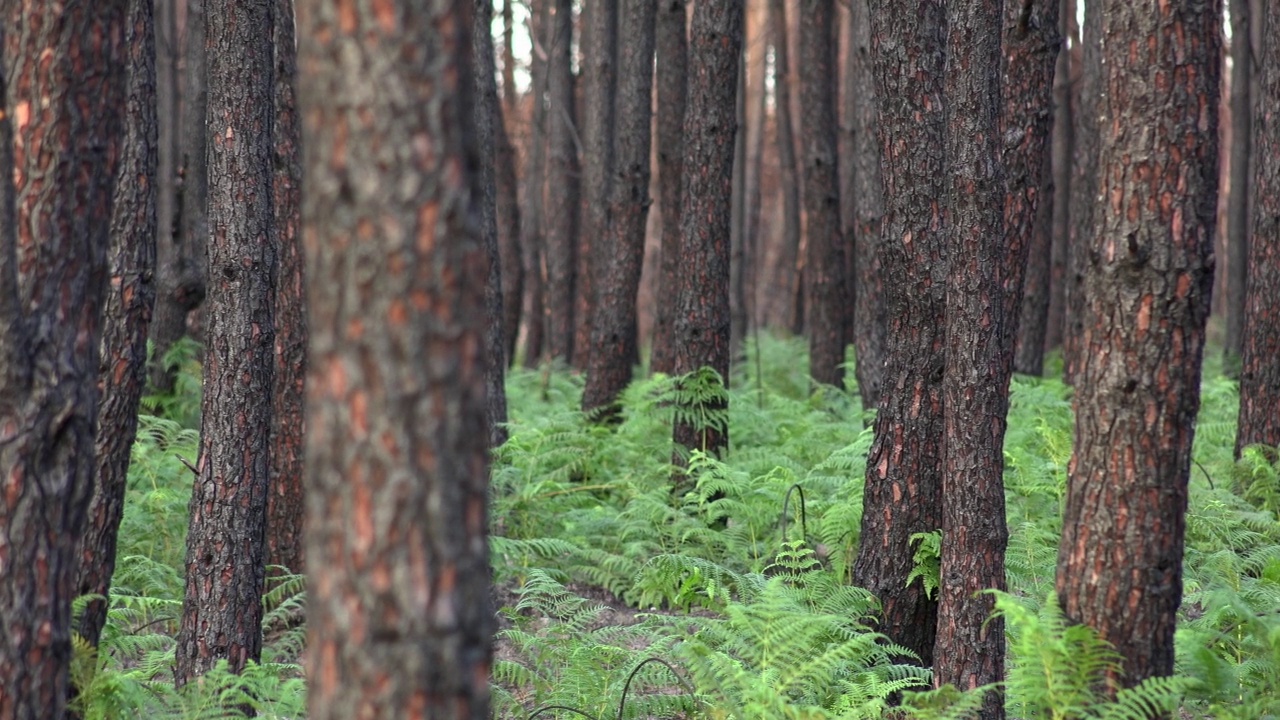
1056, 0, 1221, 687
649, 0, 689, 375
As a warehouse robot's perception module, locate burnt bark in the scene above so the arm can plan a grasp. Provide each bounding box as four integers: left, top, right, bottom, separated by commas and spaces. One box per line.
0, 4, 127, 716
74, 0, 160, 649
671, 0, 742, 461
1055, 0, 1220, 687
1237, 1, 1280, 456
1045, 0, 1073, 354
175, 0, 277, 684
297, 0, 494, 716
520, 0, 549, 367
769, 0, 802, 336
545, 0, 579, 363
496, 107, 523, 364
649, 0, 689, 375
1014, 144, 1055, 376
1062, 0, 1100, 385
851, 0, 947, 668
1224, 0, 1251, 375
800, 0, 846, 390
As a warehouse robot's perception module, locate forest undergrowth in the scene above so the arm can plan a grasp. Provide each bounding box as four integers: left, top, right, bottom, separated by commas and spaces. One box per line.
77, 335, 1280, 719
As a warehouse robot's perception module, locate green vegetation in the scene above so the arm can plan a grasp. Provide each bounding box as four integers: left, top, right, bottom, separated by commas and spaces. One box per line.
78, 335, 1280, 719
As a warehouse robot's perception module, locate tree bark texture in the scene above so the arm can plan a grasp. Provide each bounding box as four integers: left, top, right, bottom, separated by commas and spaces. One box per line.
520, 0, 549, 367
156, 0, 181, 313
851, 0, 947, 668
0, 4, 127, 716
496, 104, 523, 364
847, 0, 887, 411
1055, 0, 1221, 688
1044, 0, 1074, 352
729, 45, 748, 361
1224, 0, 1251, 375
582, 0, 656, 416
297, 1, 494, 716
267, 0, 306, 579
1063, 0, 1100, 385
933, 0, 1008, 713
768, 0, 803, 336
1014, 142, 1055, 376
175, 0, 277, 684
545, 0, 579, 363
671, 0, 743, 460
650, 0, 689, 375
800, 0, 846, 390
1237, 1, 1280, 456
75, 0, 160, 649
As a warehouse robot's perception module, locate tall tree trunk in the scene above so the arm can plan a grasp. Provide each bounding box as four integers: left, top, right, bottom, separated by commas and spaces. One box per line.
156, 0, 181, 308
1224, 0, 1251, 376
545, 0, 579, 363
730, 44, 748, 361
1063, 0, 1100, 386
1237, 1, 1279, 456
521, 0, 550, 367
0, 4, 127, 716
298, 1, 494, 716
476, 0, 510, 448
582, 0, 657, 416
502, 0, 519, 117
267, 0, 306, 579
851, 0, 946, 668
650, 0, 689, 375
743, 2, 768, 350
1045, 0, 1074, 354
671, 0, 743, 462
1056, 0, 1220, 688
150, 0, 209, 394
75, 0, 160, 650
847, 0, 886, 410
800, 0, 846, 390
574, 0, 617, 370
496, 107, 524, 364
175, 0, 276, 684
933, 0, 1009, 714
1014, 144, 1055, 376
769, 0, 803, 336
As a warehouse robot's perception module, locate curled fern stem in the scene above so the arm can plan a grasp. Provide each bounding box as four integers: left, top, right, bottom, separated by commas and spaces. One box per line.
614, 656, 697, 720
780, 483, 807, 544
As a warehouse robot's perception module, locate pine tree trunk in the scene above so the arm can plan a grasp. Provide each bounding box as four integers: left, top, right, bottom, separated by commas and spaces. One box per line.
1056, 0, 1220, 687
75, 0, 160, 649
156, 0, 181, 310
502, 0, 518, 118
521, 0, 550, 368
650, 0, 689, 375
0, 5, 127, 716
297, 1, 494, 715
1014, 144, 1055, 376
545, 0, 579, 363
851, 0, 946, 668
1045, 0, 1073, 354
496, 109, 524, 364
730, 45, 748, 362
1063, 0, 1100, 386
175, 0, 277, 684
1224, 0, 1251, 376
769, 0, 803, 336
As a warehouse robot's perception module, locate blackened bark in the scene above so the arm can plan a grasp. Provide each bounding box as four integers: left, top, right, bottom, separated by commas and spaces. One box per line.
769, 0, 803, 336
496, 108, 523, 364
1014, 144, 1055, 376
297, 0, 494, 716
1237, 1, 1280, 456
671, 0, 742, 460
650, 0, 689, 375
1045, 0, 1073, 352
933, 0, 1008, 713
545, 0, 579, 363
0, 5, 127, 717
1063, 0, 1099, 385
1056, 0, 1220, 687
175, 0, 276, 684
1224, 0, 1251, 375
800, 0, 846, 389
267, 0, 306, 579
851, 0, 946, 668
75, 0, 160, 649
521, 0, 549, 367
582, 0, 656, 416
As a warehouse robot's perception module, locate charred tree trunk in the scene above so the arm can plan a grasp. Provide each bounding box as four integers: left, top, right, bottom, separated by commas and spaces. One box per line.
1056, 0, 1220, 688
496, 106, 524, 364
521, 0, 550, 367
1224, 0, 1251, 376
1014, 145, 1055, 376
769, 0, 803, 336
1062, 0, 1100, 386
1045, 0, 1074, 353
545, 0, 579, 363
650, 0, 689, 375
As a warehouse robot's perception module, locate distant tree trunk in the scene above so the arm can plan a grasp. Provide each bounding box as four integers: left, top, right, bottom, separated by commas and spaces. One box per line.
298, 0, 494, 715
521, 0, 550, 367
851, 0, 946, 668
1056, 0, 1220, 688
0, 4, 127, 716
75, 0, 160, 650
730, 45, 748, 361
150, 0, 209, 394
156, 0, 181, 304
1063, 0, 1100, 386
545, 0, 579, 363
1000, 0, 1061, 376
769, 0, 803, 336
933, 0, 1009, 713
574, 0, 617, 370
476, 0, 510, 447
799, 0, 846, 390
1237, 1, 1279, 456
1224, 0, 1251, 376
847, 0, 886, 410
582, 0, 657, 417
1045, 0, 1073, 354
496, 111, 524, 363
672, 0, 743, 461
502, 0, 519, 117
175, 0, 276, 684
743, 9, 768, 346
650, 0, 689, 375
1015, 146, 1055, 376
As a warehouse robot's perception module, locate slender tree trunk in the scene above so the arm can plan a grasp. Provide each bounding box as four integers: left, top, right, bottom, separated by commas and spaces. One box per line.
1063, 0, 1100, 386
769, 0, 803, 336
851, 0, 946, 668
650, 0, 689, 375
545, 0, 579, 363
1237, 1, 1279, 456
1045, 0, 1073, 354
799, 0, 846, 390
1056, 0, 1220, 688
743, 4, 768, 350
175, 0, 277, 684
156, 0, 181, 303
1224, 0, 1251, 376
521, 0, 550, 367
730, 44, 748, 361
582, 0, 657, 416
0, 4, 127, 716
298, 0, 494, 715
1014, 144, 1055, 376
672, 0, 743, 461
502, 0, 518, 117
496, 106, 524, 364
75, 0, 160, 650
933, 0, 1009, 713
